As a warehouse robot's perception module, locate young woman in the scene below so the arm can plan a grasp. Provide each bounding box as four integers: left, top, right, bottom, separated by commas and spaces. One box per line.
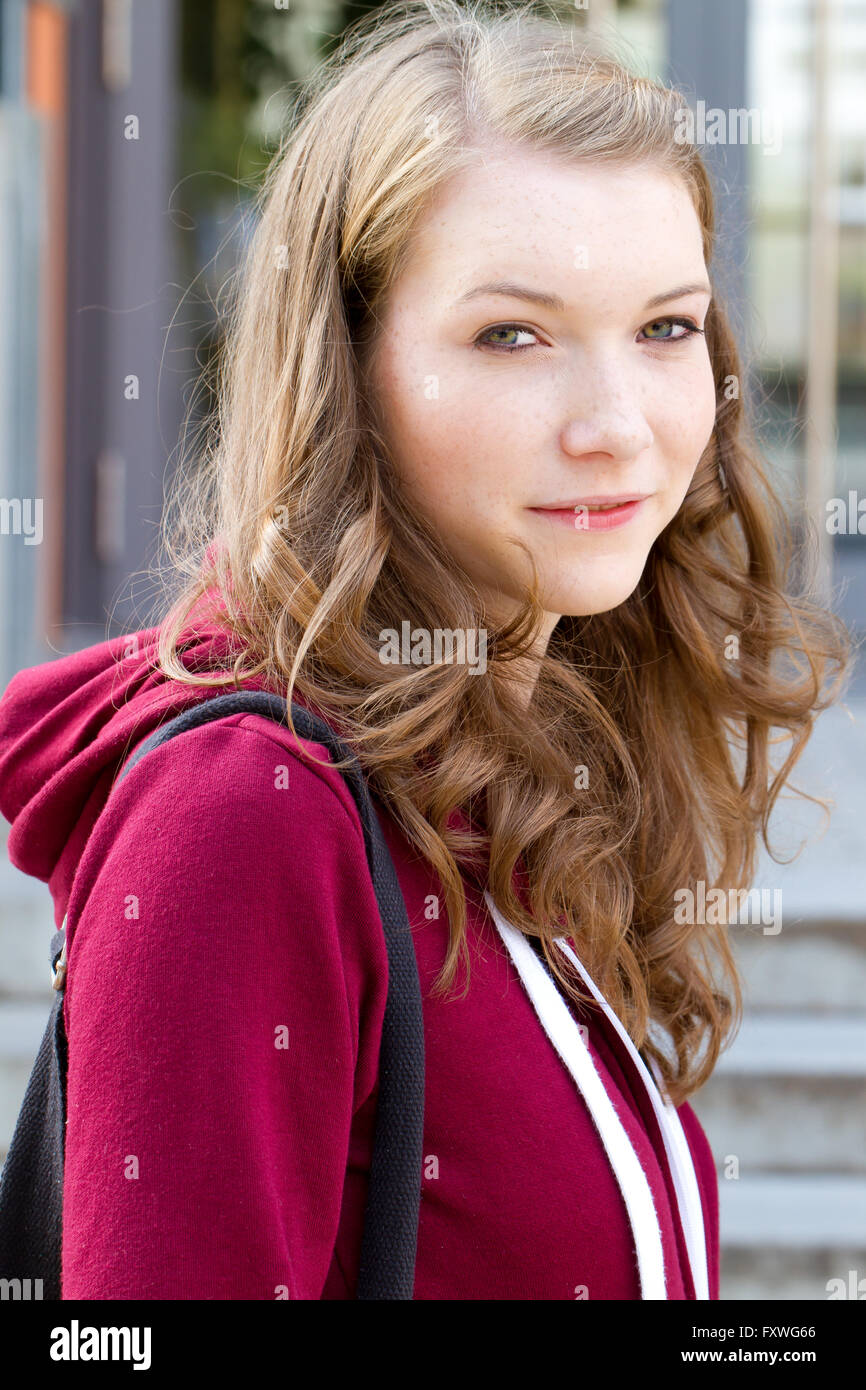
0, 0, 849, 1300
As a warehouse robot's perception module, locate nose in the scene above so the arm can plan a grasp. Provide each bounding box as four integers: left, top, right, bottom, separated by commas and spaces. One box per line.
559, 363, 654, 464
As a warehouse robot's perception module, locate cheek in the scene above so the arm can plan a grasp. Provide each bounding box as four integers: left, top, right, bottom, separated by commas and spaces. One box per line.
656, 366, 717, 488
376, 359, 517, 518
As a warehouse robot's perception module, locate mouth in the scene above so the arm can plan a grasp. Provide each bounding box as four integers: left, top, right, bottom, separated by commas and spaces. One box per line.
528, 495, 650, 532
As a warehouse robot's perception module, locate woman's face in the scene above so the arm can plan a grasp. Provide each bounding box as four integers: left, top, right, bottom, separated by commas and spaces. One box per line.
364, 146, 717, 639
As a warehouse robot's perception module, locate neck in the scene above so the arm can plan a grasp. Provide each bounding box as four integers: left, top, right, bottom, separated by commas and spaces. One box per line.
495, 610, 560, 713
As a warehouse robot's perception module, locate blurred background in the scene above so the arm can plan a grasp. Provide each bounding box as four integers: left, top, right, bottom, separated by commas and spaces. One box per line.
0, 0, 864, 1300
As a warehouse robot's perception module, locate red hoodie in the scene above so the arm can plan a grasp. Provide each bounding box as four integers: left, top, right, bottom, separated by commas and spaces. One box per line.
0, 618, 720, 1300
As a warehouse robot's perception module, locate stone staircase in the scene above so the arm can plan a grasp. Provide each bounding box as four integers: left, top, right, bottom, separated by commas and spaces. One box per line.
689, 695, 866, 1300
690, 916, 866, 1299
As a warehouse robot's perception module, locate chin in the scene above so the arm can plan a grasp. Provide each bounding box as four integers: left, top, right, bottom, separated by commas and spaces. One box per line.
546, 564, 649, 618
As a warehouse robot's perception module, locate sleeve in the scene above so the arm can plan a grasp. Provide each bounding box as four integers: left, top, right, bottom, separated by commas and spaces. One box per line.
60, 714, 390, 1300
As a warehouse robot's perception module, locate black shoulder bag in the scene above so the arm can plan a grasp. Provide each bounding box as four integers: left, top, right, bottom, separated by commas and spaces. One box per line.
0, 690, 425, 1300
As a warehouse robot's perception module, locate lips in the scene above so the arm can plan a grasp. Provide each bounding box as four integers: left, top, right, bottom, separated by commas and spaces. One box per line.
533, 495, 650, 510
528, 497, 648, 532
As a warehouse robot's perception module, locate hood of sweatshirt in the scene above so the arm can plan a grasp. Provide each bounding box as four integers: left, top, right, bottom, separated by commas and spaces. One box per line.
0, 610, 490, 931
0, 615, 274, 927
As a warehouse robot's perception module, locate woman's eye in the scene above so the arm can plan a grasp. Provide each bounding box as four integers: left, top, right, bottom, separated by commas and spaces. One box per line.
640, 316, 703, 345
475, 323, 541, 353
475, 316, 705, 354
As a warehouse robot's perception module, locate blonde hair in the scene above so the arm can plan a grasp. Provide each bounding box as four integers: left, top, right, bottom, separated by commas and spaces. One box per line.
148, 0, 849, 1104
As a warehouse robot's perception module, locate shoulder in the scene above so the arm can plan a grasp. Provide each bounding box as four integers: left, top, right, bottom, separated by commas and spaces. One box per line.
66, 708, 390, 1072
76, 705, 378, 930
114, 707, 366, 844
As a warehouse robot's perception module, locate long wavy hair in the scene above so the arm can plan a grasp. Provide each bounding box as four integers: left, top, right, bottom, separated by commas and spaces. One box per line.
148, 0, 850, 1104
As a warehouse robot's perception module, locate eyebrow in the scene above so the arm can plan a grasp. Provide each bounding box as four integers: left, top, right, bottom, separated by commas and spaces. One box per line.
453, 279, 712, 313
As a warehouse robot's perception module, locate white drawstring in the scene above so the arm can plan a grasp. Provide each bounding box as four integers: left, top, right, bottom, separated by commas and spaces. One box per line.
484, 891, 668, 1299
553, 936, 710, 1301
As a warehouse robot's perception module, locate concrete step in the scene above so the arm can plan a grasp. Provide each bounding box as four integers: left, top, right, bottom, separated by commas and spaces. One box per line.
720, 1246, 866, 1300
691, 1074, 866, 1173
711, 1013, 866, 1075
717, 1174, 866, 1249
730, 920, 866, 1013
747, 698, 866, 929
690, 1013, 866, 1173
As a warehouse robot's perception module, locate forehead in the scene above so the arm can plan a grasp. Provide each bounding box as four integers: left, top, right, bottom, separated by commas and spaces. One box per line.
393, 147, 706, 305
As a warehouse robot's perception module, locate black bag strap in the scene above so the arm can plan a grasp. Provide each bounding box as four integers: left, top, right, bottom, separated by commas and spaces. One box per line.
116, 692, 425, 1298
0, 690, 425, 1300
